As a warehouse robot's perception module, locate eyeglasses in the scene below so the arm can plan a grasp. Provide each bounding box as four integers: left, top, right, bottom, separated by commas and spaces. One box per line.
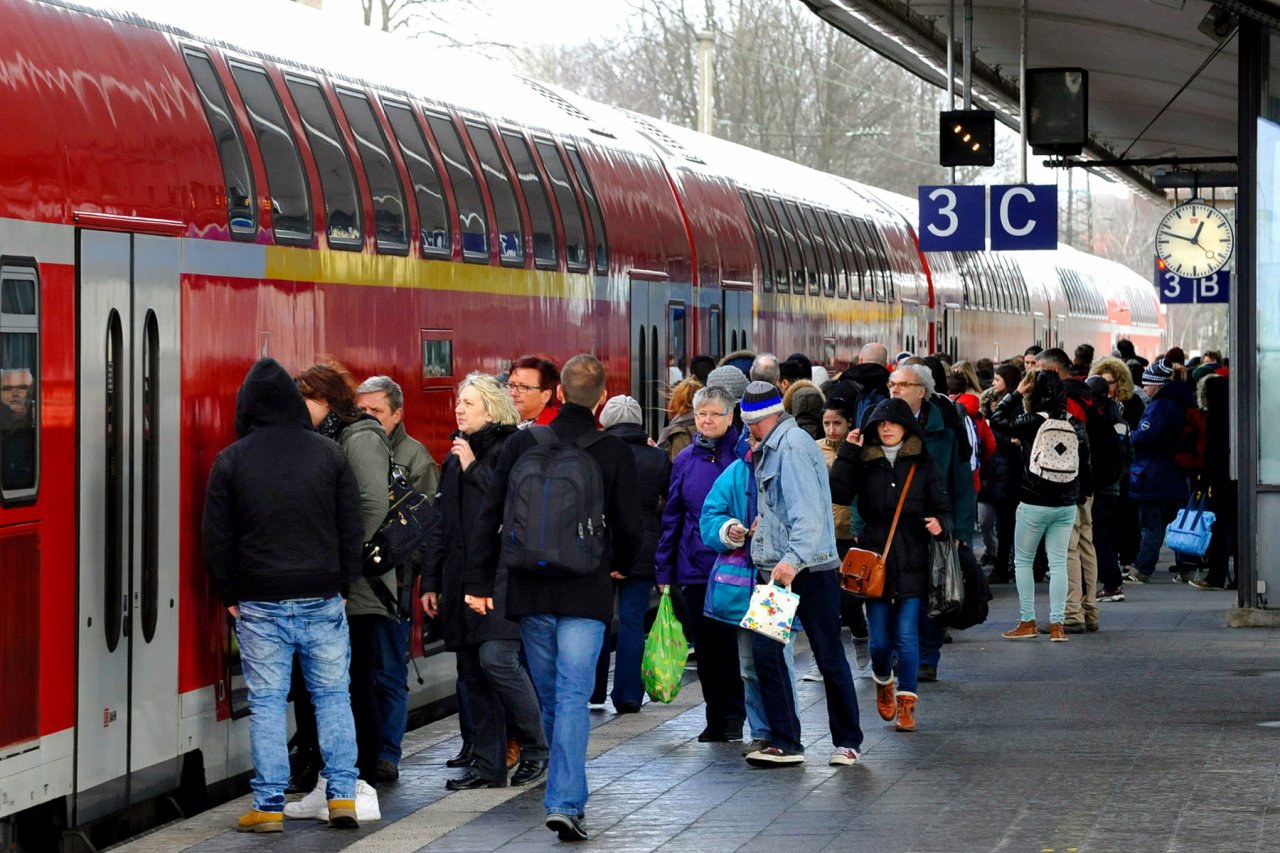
506, 382, 543, 394
887, 381, 922, 390
695, 410, 730, 419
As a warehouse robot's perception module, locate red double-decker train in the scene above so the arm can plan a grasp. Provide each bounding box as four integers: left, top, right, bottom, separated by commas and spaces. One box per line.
0, 0, 1161, 845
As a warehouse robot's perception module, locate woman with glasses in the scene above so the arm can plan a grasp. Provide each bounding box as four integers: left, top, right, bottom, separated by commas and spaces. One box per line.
655, 385, 746, 742
421, 372, 549, 790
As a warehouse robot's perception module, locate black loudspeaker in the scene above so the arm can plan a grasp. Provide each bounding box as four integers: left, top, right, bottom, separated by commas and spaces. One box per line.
1026, 67, 1088, 156
939, 109, 995, 167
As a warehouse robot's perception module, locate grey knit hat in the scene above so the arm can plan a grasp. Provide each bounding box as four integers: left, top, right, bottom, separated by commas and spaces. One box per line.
599, 394, 643, 428
706, 365, 749, 401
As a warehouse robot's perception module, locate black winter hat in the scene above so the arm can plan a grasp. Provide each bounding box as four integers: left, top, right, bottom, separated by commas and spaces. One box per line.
863, 398, 923, 445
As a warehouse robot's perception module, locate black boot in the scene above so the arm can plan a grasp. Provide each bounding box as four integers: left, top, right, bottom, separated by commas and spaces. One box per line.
446, 741, 475, 768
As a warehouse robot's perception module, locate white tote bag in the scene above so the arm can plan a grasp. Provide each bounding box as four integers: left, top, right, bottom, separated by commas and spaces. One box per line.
739, 583, 800, 644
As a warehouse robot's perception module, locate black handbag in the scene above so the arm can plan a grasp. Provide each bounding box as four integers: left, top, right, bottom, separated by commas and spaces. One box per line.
362, 456, 437, 577
927, 536, 965, 620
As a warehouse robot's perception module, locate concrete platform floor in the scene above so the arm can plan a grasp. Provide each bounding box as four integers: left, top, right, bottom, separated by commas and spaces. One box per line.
114, 576, 1280, 853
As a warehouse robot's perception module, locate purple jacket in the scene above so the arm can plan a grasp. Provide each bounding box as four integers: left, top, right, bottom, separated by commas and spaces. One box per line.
655, 426, 740, 587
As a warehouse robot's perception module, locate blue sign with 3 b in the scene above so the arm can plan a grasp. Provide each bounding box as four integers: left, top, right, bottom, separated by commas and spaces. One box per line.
1156, 264, 1230, 304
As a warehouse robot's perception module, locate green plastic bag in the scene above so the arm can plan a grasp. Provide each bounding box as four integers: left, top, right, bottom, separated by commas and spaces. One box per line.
641, 588, 688, 703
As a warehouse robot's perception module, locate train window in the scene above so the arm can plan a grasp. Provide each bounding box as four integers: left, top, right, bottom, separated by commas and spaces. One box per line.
422, 338, 453, 379
818, 209, 851, 299
228, 62, 312, 245
849, 218, 876, 301
707, 305, 722, 361
800, 205, 836, 298
285, 76, 362, 250
855, 219, 884, 301
838, 215, 866, 300
739, 191, 773, 292
668, 303, 687, 378
503, 131, 557, 269
1, 267, 39, 503
183, 51, 256, 239
427, 112, 488, 261
565, 146, 608, 274
784, 202, 819, 296
873, 230, 895, 303
466, 122, 524, 265
767, 198, 802, 294
536, 140, 588, 271
336, 88, 408, 254
751, 192, 789, 292
104, 309, 124, 653
382, 99, 451, 258
140, 310, 159, 643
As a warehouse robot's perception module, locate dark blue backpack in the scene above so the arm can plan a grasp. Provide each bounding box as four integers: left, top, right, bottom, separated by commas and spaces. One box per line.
500, 427, 608, 577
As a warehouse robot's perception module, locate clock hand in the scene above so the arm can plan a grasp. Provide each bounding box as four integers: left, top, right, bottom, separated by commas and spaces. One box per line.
1159, 229, 1195, 243
1191, 221, 1205, 244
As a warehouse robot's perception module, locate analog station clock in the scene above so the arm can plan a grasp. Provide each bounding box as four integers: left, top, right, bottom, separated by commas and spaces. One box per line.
1155, 201, 1234, 280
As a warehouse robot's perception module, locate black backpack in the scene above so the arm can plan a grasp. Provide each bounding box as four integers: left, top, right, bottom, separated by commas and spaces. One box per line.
500, 426, 608, 577
944, 542, 992, 630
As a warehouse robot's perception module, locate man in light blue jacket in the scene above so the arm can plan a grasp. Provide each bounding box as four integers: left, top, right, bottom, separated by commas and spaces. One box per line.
736, 382, 864, 768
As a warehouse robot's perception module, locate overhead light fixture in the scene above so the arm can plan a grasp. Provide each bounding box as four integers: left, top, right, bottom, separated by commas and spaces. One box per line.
1198, 4, 1238, 43
939, 110, 995, 167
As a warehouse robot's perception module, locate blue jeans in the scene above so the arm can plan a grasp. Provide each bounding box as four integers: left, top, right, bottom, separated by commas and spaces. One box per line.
738, 628, 795, 742
376, 617, 410, 766
236, 596, 357, 810
751, 570, 862, 755
866, 596, 921, 692
520, 614, 606, 817
1014, 503, 1076, 624
601, 578, 651, 707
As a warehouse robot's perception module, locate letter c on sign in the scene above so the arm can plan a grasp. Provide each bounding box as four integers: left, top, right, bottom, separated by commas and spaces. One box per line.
999, 187, 1037, 237
927, 188, 959, 238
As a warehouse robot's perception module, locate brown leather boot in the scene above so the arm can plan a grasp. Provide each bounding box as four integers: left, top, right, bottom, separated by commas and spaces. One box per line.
506, 738, 520, 769
1049, 623, 1068, 642
1002, 620, 1038, 640
895, 692, 917, 732
873, 672, 896, 721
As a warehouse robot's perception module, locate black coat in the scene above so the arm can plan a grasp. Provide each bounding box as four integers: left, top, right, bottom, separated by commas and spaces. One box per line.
980, 426, 1023, 504
605, 422, 671, 579
988, 391, 1091, 507
829, 435, 950, 600
464, 404, 642, 625
202, 358, 363, 607
422, 423, 518, 650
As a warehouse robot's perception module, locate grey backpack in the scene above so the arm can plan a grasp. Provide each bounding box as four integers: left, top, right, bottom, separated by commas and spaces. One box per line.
500, 427, 608, 577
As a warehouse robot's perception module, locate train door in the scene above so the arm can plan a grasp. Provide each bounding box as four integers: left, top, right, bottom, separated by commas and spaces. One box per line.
938, 305, 959, 360
1033, 314, 1046, 349
630, 275, 692, 438
721, 287, 752, 355
75, 230, 181, 823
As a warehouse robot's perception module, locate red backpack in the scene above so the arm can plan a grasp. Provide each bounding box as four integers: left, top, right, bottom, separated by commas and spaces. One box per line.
1173, 407, 1207, 473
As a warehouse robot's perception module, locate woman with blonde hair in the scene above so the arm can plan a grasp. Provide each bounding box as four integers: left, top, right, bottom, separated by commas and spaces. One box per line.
952, 361, 984, 396
421, 372, 548, 790
657, 377, 701, 460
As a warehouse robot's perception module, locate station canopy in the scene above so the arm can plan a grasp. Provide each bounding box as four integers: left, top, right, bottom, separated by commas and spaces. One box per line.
799, 0, 1280, 199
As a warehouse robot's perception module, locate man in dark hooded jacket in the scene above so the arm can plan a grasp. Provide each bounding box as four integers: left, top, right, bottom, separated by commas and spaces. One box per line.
202, 358, 365, 832
827, 343, 892, 429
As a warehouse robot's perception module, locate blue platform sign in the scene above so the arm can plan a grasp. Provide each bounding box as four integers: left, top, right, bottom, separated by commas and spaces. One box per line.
918, 184, 1058, 251
918, 185, 985, 251
1156, 261, 1230, 304
988, 185, 1058, 250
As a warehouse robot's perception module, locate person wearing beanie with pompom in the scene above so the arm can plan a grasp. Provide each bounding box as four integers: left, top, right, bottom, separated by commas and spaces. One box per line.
737, 382, 864, 769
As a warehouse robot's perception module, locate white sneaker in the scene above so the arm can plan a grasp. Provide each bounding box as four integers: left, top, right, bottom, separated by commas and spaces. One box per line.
353, 780, 381, 821
284, 778, 381, 821
801, 668, 824, 682
829, 748, 860, 766
284, 778, 327, 819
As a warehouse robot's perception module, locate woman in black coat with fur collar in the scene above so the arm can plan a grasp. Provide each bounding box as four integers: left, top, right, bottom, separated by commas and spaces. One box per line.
830, 398, 950, 732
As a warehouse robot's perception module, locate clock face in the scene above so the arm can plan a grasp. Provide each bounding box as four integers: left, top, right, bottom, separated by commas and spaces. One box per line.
1155, 202, 1234, 279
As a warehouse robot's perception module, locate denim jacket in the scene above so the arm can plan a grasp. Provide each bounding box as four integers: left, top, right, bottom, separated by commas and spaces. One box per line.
750, 416, 839, 572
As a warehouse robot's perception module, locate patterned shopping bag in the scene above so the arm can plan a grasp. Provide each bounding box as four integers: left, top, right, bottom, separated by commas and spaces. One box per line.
641, 588, 689, 703
739, 583, 800, 644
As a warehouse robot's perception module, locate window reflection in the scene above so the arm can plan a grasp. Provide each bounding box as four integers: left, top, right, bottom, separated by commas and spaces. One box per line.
1, 273, 38, 498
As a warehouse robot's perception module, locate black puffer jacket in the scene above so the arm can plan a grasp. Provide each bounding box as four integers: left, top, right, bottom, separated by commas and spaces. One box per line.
988, 385, 1091, 508
422, 423, 518, 649
605, 422, 671, 579
203, 358, 363, 607
830, 401, 950, 601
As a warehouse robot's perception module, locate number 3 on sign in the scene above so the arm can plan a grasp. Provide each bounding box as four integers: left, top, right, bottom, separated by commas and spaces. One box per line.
927, 188, 958, 237
1162, 272, 1181, 300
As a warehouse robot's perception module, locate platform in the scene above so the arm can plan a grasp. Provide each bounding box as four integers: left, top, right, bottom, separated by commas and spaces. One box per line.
115, 577, 1280, 853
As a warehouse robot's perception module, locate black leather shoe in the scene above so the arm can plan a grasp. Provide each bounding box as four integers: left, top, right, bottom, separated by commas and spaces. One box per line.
613, 701, 641, 714
445, 770, 505, 791
697, 727, 727, 742
510, 758, 548, 787
374, 758, 399, 783
445, 742, 474, 768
